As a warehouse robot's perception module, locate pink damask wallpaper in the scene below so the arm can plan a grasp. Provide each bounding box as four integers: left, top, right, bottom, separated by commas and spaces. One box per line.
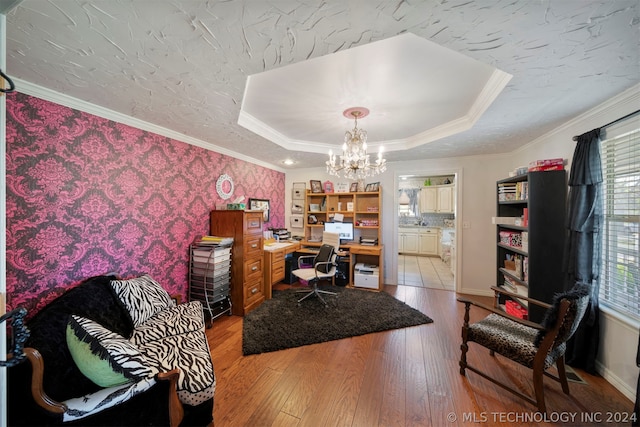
6, 92, 285, 317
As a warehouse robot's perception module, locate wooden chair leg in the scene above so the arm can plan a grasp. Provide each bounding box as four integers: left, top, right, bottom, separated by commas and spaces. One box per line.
556, 357, 570, 394
459, 341, 468, 375
533, 364, 546, 413
460, 302, 471, 375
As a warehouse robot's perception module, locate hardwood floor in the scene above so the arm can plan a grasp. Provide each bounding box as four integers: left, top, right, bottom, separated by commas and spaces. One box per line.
205, 285, 634, 426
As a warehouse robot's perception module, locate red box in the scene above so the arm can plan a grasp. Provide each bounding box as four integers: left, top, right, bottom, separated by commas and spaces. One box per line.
529, 158, 563, 167
505, 300, 528, 319
528, 165, 564, 172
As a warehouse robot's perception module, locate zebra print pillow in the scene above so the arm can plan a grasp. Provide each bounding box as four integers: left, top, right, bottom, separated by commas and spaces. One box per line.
66, 315, 158, 387
110, 274, 174, 327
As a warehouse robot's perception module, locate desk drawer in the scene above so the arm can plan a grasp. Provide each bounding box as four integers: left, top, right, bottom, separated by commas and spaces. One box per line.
272, 249, 285, 263
352, 246, 380, 255
244, 278, 264, 307
271, 260, 285, 283
245, 257, 263, 281
245, 236, 263, 258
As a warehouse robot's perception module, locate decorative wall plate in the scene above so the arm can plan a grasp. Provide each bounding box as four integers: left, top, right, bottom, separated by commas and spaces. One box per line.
216, 174, 234, 199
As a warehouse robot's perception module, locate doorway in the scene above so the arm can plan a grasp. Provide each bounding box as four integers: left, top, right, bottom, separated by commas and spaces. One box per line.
396, 171, 459, 290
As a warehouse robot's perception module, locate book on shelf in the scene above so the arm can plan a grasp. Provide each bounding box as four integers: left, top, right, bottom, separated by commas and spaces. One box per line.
498, 182, 528, 201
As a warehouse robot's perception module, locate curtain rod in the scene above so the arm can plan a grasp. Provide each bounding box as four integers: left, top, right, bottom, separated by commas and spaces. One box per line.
572, 109, 640, 141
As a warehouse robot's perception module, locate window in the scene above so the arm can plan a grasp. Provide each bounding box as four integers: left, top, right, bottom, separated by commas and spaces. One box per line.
599, 125, 640, 321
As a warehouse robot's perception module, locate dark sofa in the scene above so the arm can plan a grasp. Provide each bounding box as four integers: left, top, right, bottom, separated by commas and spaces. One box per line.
7, 275, 214, 426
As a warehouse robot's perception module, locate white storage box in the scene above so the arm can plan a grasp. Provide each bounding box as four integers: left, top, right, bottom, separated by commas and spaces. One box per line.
354, 263, 379, 289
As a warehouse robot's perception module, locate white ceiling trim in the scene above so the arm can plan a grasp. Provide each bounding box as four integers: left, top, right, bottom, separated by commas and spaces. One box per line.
240, 64, 513, 154
0, 0, 22, 14
237, 110, 340, 155
13, 78, 285, 172
514, 82, 640, 155
401, 68, 513, 150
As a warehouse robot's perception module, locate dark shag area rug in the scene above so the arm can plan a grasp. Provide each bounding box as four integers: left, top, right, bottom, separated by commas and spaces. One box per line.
242, 286, 434, 355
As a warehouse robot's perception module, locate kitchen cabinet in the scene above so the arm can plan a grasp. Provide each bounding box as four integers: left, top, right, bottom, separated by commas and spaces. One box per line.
398, 228, 419, 254
419, 185, 454, 213
419, 187, 437, 213
419, 229, 438, 255
400, 227, 438, 256
437, 185, 454, 213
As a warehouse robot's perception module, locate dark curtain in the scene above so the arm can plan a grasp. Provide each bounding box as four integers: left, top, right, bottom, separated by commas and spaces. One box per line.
563, 128, 603, 374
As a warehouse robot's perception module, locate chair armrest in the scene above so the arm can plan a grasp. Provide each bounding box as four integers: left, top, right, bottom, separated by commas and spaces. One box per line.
0, 307, 29, 368
157, 369, 184, 427
312, 261, 335, 278
456, 297, 543, 330
491, 286, 552, 309
23, 347, 67, 415
22, 347, 183, 427
297, 255, 316, 268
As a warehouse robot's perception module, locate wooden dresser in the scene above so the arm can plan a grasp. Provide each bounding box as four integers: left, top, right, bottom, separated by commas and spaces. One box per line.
210, 210, 264, 315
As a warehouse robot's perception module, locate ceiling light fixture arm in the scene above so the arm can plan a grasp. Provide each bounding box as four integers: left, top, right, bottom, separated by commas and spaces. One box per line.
326, 107, 386, 180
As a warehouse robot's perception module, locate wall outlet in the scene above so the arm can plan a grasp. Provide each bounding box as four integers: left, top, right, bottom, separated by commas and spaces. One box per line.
463, 221, 470, 229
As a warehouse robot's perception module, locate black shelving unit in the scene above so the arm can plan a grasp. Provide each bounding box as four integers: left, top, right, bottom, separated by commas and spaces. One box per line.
495, 170, 567, 323
189, 243, 233, 327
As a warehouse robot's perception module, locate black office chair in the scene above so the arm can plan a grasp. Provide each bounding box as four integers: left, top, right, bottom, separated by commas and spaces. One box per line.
291, 232, 340, 306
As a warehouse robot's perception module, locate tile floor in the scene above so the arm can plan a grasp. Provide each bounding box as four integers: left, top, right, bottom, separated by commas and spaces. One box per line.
397, 255, 454, 290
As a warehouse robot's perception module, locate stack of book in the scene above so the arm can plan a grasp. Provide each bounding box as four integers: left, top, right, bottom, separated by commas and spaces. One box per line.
498, 182, 517, 201
515, 181, 529, 199
194, 235, 234, 246
359, 237, 378, 246
528, 158, 564, 172
502, 276, 518, 292
498, 181, 529, 201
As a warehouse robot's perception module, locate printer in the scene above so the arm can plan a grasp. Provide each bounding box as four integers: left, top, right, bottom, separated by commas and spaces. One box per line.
354, 263, 379, 289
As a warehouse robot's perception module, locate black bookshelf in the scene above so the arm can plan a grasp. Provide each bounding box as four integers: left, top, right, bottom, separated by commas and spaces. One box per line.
495, 170, 567, 323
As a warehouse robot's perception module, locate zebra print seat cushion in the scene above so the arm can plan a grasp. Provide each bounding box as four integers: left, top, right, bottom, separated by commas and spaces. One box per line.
468, 313, 565, 369
130, 301, 205, 346
132, 301, 216, 406
66, 315, 158, 387
110, 274, 175, 327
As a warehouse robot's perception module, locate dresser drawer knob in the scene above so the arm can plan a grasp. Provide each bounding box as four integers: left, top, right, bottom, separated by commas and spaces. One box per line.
250, 221, 258, 227
252, 266, 258, 271
251, 243, 257, 248
251, 288, 258, 294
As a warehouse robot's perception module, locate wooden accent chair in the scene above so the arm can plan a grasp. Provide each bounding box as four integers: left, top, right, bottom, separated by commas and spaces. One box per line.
457, 284, 590, 412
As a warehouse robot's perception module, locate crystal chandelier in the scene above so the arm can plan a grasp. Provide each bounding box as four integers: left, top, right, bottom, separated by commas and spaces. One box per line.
326, 107, 386, 179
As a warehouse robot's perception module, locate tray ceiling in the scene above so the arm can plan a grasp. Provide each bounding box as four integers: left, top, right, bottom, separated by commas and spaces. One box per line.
3, 0, 639, 169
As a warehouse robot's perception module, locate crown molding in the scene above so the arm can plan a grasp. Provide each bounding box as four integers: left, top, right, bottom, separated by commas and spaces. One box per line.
515, 82, 640, 153
13, 78, 285, 172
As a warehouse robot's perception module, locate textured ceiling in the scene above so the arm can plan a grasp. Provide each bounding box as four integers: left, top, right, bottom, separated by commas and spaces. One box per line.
3, 0, 639, 170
